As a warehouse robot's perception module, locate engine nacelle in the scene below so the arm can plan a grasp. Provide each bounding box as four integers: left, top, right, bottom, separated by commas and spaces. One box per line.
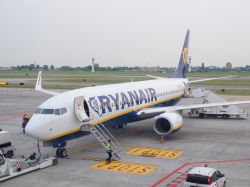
154, 112, 183, 135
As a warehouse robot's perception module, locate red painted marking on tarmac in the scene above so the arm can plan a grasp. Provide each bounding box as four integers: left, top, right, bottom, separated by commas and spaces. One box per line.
151, 157, 250, 187
151, 163, 189, 187
167, 184, 176, 187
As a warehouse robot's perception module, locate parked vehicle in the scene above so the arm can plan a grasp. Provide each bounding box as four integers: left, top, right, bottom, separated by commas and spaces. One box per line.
183, 166, 226, 187
0, 130, 14, 158
188, 106, 248, 119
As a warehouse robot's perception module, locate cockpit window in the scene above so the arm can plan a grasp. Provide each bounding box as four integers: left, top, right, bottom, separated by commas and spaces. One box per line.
54, 109, 60, 115
34, 107, 67, 115
41, 109, 55, 114
61, 108, 67, 115
34, 108, 42, 114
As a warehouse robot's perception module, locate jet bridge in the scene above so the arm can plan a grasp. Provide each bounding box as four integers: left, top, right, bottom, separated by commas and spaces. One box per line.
74, 96, 121, 160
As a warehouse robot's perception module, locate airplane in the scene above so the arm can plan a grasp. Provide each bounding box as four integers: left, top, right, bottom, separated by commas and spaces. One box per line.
25, 30, 250, 158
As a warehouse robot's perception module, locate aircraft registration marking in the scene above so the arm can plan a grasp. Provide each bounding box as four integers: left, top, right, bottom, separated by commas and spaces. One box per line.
90, 161, 158, 175
127, 147, 183, 159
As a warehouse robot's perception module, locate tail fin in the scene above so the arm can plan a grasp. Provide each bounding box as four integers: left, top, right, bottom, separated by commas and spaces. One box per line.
170, 29, 190, 78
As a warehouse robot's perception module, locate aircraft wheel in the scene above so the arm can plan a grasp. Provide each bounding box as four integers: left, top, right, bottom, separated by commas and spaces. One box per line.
56, 148, 68, 158
117, 124, 123, 128
222, 114, 229, 119
199, 113, 205, 118
61, 148, 68, 158
111, 124, 117, 129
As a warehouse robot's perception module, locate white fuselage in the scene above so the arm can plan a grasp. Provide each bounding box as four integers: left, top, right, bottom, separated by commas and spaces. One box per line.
26, 78, 186, 143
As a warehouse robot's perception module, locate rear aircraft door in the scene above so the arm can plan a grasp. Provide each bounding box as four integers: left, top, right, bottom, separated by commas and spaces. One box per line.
74, 96, 90, 122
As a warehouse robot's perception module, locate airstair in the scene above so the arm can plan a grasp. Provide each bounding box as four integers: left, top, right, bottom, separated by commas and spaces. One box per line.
87, 123, 121, 160
74, 96, 121, 160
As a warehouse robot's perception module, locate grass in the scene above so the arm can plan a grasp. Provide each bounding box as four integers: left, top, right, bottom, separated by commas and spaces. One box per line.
186, 71, 250, 77
1, 84, 250, 96
1, 70, 250, 79
214, 89, 250, 96
0, 83, 82, 90
1, 70, 250, 95
193, 80, 250, 86
0, 70, 170, 78
46, 77, 150, 83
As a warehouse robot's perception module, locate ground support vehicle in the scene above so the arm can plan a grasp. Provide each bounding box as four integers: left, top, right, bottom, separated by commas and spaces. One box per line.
189, 90, 248, 119
0, 130, 14, 158
0, 150, 57, 182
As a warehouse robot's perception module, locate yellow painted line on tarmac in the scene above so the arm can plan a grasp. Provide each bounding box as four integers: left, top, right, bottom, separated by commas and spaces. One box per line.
81, 157, 104, 161
225, 97, 250, 101
90, 161, 158, 175
69, 127, 143, 156
127, 147, 183, 159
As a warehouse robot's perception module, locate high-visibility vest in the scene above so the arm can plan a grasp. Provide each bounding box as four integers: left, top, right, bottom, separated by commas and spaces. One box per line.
106, 143, 113, 151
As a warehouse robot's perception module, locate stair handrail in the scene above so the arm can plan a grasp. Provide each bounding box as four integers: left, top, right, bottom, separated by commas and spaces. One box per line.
99, 123, 121, 147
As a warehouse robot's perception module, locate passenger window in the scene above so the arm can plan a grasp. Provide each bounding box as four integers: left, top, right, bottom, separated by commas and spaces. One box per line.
35, 108, 42, 114
61, 108, 67, 115
41, 109, 54, 114
54, 109, 60, 115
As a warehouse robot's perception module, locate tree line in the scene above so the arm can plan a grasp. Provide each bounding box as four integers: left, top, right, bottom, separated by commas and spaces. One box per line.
10, 64, 159, 71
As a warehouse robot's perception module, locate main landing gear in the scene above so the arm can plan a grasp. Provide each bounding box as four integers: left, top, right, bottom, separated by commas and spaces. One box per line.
112, 123, 126, 129
56, 147, 67, 158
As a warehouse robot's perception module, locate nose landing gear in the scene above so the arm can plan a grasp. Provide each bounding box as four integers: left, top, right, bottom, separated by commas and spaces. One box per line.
56, 148, 67, 158
53, 141, 67, 158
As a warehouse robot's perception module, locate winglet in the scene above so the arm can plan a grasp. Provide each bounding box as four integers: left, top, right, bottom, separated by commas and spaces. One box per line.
35, 71, 58, 96
35, 71, 42, 90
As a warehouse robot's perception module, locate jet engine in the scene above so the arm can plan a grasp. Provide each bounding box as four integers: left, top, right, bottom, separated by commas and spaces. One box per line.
154, 112, 183, 135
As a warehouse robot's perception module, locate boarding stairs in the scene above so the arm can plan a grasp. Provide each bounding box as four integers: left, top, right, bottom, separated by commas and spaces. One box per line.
74, 96, 121, 160
87, 123, 121, 160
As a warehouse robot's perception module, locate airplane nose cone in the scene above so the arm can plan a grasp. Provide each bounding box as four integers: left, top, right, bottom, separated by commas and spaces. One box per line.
25, 116, 47, 141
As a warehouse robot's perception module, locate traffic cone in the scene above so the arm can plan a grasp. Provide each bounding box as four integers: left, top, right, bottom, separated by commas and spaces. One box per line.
160, 135, 164, 143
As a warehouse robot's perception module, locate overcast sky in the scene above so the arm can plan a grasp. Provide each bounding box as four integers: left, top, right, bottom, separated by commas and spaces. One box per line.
0, 0, 250, 68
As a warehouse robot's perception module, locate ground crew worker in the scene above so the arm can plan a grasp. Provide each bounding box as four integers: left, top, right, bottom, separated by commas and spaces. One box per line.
106, 139, 113, 164
22, 113, 31, 133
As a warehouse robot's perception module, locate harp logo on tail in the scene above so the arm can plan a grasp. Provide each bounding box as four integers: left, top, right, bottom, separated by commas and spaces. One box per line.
182, 47, 188, 65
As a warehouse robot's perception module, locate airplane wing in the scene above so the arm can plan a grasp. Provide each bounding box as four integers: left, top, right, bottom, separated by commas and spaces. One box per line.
35, 71, 59, 96
146, 75, 164, 79
137, 100, 250, 117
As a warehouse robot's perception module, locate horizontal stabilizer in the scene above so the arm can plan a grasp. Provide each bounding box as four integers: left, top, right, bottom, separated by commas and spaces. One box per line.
188, 76, 236, 83
146, 75, 164, 79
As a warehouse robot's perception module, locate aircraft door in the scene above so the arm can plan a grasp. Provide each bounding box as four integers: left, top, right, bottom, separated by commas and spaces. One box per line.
74, 96, 90, 122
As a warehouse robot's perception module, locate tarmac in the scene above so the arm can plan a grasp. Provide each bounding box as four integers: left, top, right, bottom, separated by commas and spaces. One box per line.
1, 88, 250, 187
